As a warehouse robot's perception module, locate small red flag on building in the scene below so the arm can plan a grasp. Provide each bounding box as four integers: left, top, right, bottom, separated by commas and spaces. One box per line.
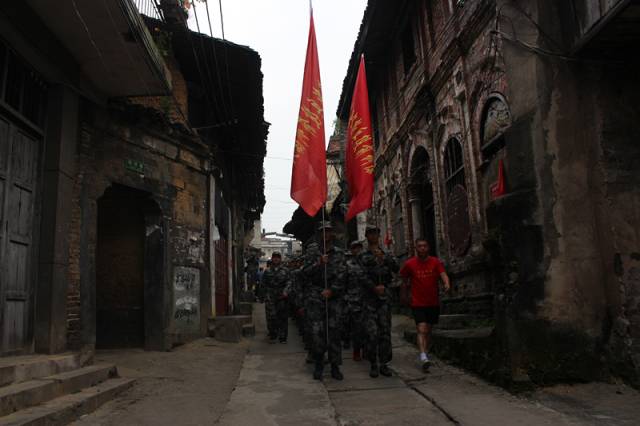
290, 10, 327, 217
490, 159, 506, 199
345, 55, 375, 222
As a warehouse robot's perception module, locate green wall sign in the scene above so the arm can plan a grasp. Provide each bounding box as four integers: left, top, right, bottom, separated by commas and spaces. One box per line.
124, 159, 144, 174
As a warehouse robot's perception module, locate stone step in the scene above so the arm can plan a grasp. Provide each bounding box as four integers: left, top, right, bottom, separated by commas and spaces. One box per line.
241, 323, 255, 337
0, 377, 135, 426
0, 365, 116, 417
238, 302, 253, 316
212, 315, 252, 343
434, 314, 475, 330
0, 355, 81, 388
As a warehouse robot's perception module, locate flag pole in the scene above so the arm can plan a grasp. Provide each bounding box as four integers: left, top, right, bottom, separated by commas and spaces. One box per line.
321, 206, 330, 351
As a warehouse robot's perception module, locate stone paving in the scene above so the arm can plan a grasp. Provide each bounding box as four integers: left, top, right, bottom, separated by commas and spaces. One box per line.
72, 304, 640, 425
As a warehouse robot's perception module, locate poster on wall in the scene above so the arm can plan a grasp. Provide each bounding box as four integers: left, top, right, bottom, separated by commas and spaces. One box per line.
173, 266, 200, 330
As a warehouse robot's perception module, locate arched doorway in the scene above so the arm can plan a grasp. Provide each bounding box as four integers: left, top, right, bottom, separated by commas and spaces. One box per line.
409, 147, 437, 255
96, 184, 163, 349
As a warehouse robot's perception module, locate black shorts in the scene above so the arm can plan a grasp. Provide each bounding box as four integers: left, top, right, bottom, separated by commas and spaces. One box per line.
412, 306, 440, 325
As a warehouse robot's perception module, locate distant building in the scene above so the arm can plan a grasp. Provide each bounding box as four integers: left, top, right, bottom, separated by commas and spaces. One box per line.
250, 221, 301, 267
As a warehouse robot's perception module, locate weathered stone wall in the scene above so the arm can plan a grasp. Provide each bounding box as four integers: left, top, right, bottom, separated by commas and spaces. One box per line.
66, 103, 211, 351
492, 0, 640, 386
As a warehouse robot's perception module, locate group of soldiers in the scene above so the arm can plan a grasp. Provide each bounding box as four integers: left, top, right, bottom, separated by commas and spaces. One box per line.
261, 221, 398, 381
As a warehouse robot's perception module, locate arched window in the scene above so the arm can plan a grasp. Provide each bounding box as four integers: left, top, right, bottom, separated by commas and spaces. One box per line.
481, 96, 511, 159
409, 147, 437, 255
443, 138, 465, 196
379, 207, 388, 248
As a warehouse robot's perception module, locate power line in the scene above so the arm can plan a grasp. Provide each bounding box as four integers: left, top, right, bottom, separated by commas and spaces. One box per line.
200, 0, 231, 123
218, 0, 226, 40
190, 1, 228, 123
204, 0, 237, 134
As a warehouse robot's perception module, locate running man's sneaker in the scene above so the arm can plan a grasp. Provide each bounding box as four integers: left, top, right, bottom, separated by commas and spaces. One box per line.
421, 354, 432, 372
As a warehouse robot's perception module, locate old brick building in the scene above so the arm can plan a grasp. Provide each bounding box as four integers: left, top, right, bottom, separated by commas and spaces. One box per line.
0, 0, 266, 358
337, 0, 640, 387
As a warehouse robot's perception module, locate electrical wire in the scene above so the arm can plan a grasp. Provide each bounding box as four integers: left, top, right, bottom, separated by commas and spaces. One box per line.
105, 0, 152, 95
190, 1, 228, 124
203, 0, 238, 138
71, 0, 110, 82
199, 0, 231, 123
218, 0, 226, 40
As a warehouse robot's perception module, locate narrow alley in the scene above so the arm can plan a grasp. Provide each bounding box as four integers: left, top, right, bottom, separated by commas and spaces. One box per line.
71, 304, 639, 426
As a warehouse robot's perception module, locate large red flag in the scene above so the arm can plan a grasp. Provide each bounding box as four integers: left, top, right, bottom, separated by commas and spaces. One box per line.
290, 11, 327, 217
345, 55, 374, 222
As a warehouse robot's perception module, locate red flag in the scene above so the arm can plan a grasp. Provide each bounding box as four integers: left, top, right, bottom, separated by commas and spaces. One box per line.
290, 11, 327, 217
345, 55, 375, 222
490, 159, 506, 199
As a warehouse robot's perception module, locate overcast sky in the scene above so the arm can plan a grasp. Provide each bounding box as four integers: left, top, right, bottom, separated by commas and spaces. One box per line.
188, 0, 367, 233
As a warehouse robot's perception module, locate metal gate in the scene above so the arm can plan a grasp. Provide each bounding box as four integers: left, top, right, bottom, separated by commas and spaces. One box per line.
0, 116, 40, 354
214, 239, 229, 316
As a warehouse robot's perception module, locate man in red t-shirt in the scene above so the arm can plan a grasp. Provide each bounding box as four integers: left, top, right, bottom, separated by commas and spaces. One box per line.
400, 238, 450, 371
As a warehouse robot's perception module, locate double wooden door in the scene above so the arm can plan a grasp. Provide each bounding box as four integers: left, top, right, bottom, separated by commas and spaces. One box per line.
0, 114, 40, 355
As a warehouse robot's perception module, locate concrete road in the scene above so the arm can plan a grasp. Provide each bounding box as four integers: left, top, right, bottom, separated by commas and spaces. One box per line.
72, 338, 247, 425
72, 304, 640, 425
217, 304, 453, 425
219, 306, 640, 426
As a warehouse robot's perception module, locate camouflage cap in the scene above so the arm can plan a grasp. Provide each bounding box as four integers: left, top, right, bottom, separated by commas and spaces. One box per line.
350, 240, 364, 248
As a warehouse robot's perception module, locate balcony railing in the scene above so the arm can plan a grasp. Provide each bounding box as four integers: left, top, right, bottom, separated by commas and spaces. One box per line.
133, 0, 164, 20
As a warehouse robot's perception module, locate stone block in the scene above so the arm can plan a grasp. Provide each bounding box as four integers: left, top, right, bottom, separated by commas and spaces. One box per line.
212, 315, 252, 343
242, 324, 255, 337
238, 302, 253, 316
435, 314, 475, 330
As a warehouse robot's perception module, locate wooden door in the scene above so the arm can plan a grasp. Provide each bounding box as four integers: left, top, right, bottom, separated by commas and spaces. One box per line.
0, 115, 40, 354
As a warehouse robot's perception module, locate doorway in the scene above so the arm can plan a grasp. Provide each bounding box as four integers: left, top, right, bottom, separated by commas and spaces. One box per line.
0, 115, 41, 355
410, 147, 438, 255
96, 184, 162, 349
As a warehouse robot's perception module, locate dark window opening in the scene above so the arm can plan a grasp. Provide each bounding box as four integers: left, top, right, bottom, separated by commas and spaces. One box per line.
480, 97, 511, 161
0, 43, 6, 99
402, 22, 417, 75
5, 52, 24, 111
0, 41, 47, 129
444, 138, 466, 195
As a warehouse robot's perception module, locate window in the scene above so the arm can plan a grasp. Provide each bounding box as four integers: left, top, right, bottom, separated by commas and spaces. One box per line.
392, 195, 405, 255
0, 41, 47, 128
0, 43, 6, 99
480, 97, 511, 159
379, 208, 388, 247
401, 22, 416, 75
443, 138, 465, 196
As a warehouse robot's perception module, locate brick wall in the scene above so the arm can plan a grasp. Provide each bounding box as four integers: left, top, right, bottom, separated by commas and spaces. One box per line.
65, 102, 210, 349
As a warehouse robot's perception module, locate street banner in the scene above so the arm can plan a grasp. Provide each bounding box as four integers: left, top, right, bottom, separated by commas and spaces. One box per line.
290, 9, 327, 217
345, 55, 374, 222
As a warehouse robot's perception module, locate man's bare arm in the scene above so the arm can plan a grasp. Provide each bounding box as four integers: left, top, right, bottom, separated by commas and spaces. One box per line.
440, 272, 451, 293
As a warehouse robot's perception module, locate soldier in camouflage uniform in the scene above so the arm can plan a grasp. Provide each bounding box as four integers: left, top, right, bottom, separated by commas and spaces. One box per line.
359, 225, 399, 378
343, 240, 367, 361
303, 222, 346, 381
262, 252, 292, 343
287, 257, 305, 337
